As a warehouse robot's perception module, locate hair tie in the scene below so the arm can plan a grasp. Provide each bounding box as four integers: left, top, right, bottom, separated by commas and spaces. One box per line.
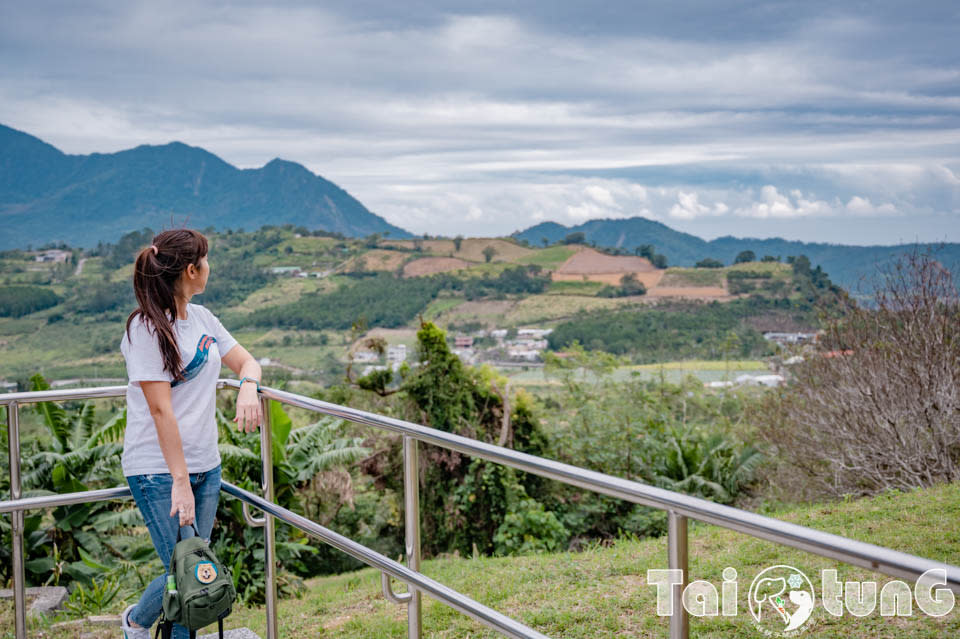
150, 245, 158, 255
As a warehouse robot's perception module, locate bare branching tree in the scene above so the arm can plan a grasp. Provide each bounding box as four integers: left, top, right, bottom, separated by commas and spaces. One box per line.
758, 250, 960, 498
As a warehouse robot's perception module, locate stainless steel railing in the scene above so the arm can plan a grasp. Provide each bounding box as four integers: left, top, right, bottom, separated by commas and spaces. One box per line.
3, 382, 960, 639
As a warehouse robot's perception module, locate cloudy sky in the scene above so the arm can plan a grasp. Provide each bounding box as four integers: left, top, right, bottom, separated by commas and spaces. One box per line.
2, 0, 958, 244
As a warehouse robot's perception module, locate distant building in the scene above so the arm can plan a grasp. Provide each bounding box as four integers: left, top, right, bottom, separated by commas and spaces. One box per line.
269, 266, 304, 276
387, 344, 407, 364
453, 349, 476, 364
35, 249, 70, 263
763, 332, 817, 345
490, 329, 508, 340
734, 374, 785, 387
508, 348, 541, 362
512, 339, 548, 351
517, 328, 553, 339
454, 336, 474, 348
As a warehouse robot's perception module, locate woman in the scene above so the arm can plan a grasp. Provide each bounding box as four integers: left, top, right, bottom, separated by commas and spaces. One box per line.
118, 229, 262, 639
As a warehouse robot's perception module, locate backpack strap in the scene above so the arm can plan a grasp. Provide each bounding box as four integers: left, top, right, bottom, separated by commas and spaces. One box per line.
155, 618, 172, 639
218, 616, 224, 639
176, 522, 202, 542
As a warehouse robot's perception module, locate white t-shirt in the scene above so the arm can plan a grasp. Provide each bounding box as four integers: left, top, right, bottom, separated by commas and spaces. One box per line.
120, 303, 238, 477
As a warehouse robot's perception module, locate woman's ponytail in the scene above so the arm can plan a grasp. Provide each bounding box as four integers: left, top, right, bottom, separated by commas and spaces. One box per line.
126, 229, 209, 381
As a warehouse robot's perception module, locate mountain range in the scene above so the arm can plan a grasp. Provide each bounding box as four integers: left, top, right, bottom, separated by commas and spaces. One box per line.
514, 217, 960, 294
3, 123, 956, 293
0, 124, 410, 250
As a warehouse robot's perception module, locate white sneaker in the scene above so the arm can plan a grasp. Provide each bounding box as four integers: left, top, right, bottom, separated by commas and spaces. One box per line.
121, 604, 150, 639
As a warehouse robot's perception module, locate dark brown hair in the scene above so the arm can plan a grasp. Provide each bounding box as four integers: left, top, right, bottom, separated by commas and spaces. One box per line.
126, 229, 209, 381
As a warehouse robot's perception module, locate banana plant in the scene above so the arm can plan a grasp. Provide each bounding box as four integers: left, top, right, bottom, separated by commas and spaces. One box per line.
20, 374, 138, 587
214, 400, 370, 603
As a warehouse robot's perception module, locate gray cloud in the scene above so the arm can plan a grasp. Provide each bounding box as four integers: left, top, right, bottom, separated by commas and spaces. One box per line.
1, 0, 957, 243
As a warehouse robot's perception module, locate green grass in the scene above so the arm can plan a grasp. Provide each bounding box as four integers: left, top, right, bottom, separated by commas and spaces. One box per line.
0, 317, 126, 379
517, 246, 578, 269
660, 268, 726, 288
11, 483, 959, 638
627, 360, 768, 372
546, 280, 605, 296
726, 262, 792, 277
422, 296, 464, 321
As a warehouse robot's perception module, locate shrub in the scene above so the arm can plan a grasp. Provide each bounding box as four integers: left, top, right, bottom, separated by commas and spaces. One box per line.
758, 251, 960, 498
696, 258, 724, 268
0, 285, 59, 317
494, 499, 568, 556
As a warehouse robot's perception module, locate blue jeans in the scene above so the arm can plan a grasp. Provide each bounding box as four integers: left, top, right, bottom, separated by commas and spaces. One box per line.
126, 465, 221, 638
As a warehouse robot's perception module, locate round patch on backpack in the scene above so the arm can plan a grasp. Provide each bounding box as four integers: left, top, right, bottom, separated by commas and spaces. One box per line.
195, 561, 218, 584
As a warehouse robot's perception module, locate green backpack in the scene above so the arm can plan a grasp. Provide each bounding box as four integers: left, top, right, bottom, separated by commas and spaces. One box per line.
157, 524, 236, 639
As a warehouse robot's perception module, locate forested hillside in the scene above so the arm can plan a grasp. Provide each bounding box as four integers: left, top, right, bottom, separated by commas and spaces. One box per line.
0, 124, 410, 250
0, 225, 843, 385
514, 216, 960, 293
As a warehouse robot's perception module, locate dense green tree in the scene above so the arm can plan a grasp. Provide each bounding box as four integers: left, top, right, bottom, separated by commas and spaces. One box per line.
246, 274, 443, 330
735, 250, 756, 264
354, 322, 553, 557
0, 285, 59, 317
696, 257, 724, 268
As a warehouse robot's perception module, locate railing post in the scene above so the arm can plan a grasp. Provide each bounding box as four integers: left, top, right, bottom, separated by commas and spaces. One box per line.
7, 402, 26, 639
668, 511, 689, 639
260, 397, 278, 639
403, 436, 422, 639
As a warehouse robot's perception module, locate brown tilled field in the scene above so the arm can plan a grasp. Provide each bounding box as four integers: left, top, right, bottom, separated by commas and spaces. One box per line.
551, 247, 664, 287
349, 249, 408, 272
403, 257, 470, 277
555, 247, 658, 275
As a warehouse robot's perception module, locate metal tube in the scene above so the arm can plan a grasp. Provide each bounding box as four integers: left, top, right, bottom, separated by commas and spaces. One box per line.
382, 572, 413, 604
242, 501, 266, 527
668, 512, 688, 639
0, 486, 131, 513
0, 385, 127, 405
7, 402, 26, 639
403, 436, 422, 639
221, 480, 550, 639
259, 397, 278, 639
238, 381, 960, 593
5, 383, 960, 605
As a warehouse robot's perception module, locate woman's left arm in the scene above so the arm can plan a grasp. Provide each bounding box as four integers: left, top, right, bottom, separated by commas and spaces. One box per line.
223, 344, 263, 433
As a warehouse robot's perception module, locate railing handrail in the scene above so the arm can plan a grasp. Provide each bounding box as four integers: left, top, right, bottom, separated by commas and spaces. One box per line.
4, 381, 960, 639
3, 382, 960, 589
0, 483, 548, 639
221, 380, 960, 591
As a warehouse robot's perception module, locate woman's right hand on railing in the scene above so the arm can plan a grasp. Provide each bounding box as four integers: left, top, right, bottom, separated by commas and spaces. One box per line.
170, 477, 195, 526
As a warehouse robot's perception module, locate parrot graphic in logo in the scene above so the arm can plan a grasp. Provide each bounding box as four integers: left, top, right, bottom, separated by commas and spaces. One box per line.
171, 335, 217, 387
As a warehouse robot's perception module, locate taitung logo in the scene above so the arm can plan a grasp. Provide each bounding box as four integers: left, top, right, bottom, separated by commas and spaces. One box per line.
748, 565, 815, 636
647, 564, 955, 637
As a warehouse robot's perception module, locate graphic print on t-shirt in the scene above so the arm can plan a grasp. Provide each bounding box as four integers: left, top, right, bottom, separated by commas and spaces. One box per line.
170, 334, 217, 388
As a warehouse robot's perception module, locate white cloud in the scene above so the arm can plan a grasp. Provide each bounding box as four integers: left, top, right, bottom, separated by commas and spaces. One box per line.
669, 191, 729, 220
584, 185, 617, 207
0, 2, 956, 243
